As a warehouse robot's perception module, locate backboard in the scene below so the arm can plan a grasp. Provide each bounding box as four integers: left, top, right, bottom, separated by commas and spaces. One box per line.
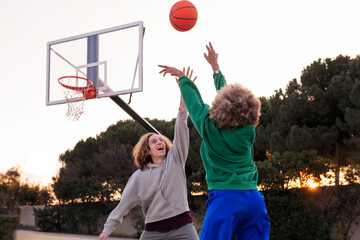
46, 21, 144, 106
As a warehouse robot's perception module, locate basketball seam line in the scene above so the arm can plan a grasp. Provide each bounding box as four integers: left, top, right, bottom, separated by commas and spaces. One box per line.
171, 16, 197, 20
170, 6, 196, 15
170, 18, 192, 31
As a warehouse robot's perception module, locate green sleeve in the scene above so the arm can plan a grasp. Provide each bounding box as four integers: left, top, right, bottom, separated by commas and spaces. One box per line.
178, 76, 209, 137
213, 70, 227, 90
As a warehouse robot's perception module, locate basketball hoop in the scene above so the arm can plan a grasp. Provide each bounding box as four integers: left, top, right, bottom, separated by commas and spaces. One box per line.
58, 76, 95, 121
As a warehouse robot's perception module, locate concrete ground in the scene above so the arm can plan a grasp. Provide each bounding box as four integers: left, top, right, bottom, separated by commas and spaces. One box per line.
15, 230, 137, 240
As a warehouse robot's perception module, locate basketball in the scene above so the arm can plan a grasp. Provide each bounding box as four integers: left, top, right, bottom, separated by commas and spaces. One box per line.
169, 0, 198, 32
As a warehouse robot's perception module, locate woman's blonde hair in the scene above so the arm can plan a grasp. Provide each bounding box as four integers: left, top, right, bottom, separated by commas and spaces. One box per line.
209, 83, 261, 129
132, 133, 172, 170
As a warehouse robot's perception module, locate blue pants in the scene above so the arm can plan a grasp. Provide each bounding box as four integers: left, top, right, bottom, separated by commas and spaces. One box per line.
200, 190, 270, 240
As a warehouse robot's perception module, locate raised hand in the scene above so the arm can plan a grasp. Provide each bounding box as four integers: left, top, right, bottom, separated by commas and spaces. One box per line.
176, 67, 197, 85
159, 65, 197, 111
158, 65, 185, 78
204, 42, 219, 72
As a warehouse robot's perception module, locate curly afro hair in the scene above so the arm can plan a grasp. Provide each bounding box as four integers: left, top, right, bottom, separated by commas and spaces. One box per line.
209, 83, 261, 130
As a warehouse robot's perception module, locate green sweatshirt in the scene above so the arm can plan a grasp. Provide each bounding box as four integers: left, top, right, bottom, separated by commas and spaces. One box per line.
179, 71, 258, 190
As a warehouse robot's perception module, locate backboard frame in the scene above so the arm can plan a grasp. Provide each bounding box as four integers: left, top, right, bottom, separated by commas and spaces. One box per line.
46, 21, 144, 106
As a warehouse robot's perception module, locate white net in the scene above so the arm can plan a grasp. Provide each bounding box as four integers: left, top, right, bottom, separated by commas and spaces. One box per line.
59, 76, 94, 121
63, 88, 86, 121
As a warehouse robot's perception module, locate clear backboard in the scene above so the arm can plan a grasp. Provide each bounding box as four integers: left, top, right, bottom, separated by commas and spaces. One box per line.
46, 21, 144, 106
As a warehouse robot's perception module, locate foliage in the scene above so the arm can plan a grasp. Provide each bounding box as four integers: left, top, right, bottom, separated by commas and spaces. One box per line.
0, 215, 19, 240
0, 167, 53, 215
53, 126, 139, 203
329, 155, 360, 239
256, 55, 360, 175
257, 150, 332, 190
0, 168, 20, 214
329, 184, 360, 240
264, 189, 330, 240
53, 176, 103, 203
34, 201, 118, 235
255, 55, 360, 240
33, 205, 61, 232
256, 151, 333, 240
17, 183, 53, 205
129, 206, 144, 239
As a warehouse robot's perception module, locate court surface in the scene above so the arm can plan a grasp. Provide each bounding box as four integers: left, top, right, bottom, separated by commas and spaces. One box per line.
15, 230, 136, 240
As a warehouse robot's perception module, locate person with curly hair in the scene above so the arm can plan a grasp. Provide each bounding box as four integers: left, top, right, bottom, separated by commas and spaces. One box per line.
158, 42, 270, 240
98, 69, 199, 240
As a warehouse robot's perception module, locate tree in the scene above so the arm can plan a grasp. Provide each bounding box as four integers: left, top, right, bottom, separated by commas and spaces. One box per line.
255, 55, 360, 240
0, 167, 53, 214
0, 168, 20, 213
256, 55, 360, 186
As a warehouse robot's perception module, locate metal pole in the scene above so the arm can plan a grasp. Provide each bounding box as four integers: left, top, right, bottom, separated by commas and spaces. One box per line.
87, 36, 99, 89
110, 96, 159, 134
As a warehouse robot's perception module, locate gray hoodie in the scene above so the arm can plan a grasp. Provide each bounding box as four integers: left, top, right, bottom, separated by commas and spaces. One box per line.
103, 110, 190, 235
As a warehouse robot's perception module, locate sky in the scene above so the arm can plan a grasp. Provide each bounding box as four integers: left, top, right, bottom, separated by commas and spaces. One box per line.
1, 0, 360, 186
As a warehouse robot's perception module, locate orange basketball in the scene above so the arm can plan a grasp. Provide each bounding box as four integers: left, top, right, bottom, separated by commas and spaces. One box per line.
169, 0, 198, 32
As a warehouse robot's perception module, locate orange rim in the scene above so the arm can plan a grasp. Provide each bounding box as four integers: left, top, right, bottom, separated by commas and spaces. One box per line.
58, 76, 94, 91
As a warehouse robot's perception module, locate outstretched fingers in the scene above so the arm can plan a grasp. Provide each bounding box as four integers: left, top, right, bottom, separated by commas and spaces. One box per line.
208, 41, 215, 52
158, 65, 170, 77
204, 41, 219, 71
183, 66, 197, 82
159, 65, 197, 82
158, 65, 184, 78
186, 67, 192, 79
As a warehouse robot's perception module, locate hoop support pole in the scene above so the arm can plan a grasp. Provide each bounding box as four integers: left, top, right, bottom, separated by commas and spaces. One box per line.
110, 96, 159, 134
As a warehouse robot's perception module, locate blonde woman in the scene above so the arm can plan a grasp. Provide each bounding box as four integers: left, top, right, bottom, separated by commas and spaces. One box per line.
98, 69, 198, 240
159, 42, 270, 240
